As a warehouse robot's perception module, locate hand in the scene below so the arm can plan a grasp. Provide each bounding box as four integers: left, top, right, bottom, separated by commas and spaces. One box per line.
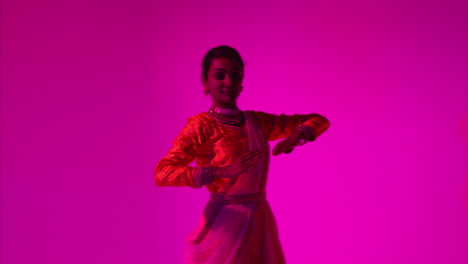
272, 131, 303, 156
214, 149, 266, 179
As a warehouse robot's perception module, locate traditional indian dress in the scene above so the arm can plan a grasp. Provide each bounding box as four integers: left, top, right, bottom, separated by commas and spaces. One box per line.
155, 110, 330, 264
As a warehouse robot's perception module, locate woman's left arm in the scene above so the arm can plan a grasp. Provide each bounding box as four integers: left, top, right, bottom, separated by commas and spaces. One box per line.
253, 112, 330, 156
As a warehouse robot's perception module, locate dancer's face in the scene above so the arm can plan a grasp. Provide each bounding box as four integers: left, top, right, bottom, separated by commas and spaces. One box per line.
202, 57, 243, 109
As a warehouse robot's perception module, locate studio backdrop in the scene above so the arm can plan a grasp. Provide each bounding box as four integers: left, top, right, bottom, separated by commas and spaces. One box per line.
1, 0, 467, 263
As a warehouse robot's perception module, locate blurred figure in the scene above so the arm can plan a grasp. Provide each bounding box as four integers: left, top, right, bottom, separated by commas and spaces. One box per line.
155, 45, 330, 263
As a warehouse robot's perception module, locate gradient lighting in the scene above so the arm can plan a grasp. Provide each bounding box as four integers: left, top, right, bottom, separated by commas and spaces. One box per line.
1, 0, 467, 263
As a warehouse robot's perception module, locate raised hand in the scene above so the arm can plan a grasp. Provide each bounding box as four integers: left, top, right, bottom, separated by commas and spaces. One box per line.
214, 149, 266, 179
272, 130, 304, 156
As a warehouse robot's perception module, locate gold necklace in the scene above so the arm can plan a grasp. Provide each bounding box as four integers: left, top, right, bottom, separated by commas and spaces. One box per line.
208, 107, 244, 125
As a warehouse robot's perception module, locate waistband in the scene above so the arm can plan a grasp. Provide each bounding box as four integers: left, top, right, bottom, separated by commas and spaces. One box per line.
209, 192, 266, 205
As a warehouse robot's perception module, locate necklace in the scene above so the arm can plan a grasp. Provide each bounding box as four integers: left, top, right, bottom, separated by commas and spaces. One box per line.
208, 106, 244, 126
210, 107, 240, 115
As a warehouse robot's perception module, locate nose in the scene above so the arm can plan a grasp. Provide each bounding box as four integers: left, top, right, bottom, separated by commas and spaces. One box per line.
224, 75, 232, 87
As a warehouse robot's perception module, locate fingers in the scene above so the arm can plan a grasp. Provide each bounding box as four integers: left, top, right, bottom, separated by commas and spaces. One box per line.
283, 148, 294, 154
273, 140, 295, 156
243, 151, 265, 166
243, 149, 266, 164
272, 142, 283, 156
226, 149, 266, 179
242, 156, 264, 171
242, 149, 265, 158
273, 141, 287, 156
241, 149, 266, 170
239, 149, 265, 163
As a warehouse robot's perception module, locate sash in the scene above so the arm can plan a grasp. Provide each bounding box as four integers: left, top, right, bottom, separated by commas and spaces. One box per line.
221, 111, 270, 194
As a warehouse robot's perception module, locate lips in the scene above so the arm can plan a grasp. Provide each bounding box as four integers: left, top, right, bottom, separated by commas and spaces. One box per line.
223, 91, 236, 96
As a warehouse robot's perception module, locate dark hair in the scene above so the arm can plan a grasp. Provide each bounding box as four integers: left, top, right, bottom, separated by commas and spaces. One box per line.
201, 45, 244, 80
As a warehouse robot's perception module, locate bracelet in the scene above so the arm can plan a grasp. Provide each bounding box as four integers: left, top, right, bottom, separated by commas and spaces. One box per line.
193, 167, 214, 188
295, 125, 308, 146
193, 167, 203, 188
202, 167, 214, 186
296, 124, 316, 146
296, 132, 307, 146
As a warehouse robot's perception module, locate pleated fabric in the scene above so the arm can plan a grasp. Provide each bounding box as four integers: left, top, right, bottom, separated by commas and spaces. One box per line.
184, 112, 286, 264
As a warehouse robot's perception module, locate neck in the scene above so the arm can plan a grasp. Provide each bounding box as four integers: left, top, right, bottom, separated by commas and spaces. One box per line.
212, 102, 238, 109
210, 106, 240, 115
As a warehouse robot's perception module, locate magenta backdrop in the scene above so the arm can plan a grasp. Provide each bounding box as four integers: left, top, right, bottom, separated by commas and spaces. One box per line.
1, 0, 467, 263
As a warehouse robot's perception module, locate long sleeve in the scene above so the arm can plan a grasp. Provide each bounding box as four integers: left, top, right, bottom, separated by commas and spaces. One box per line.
251, 111, 330, 142
154, 116, 208, 188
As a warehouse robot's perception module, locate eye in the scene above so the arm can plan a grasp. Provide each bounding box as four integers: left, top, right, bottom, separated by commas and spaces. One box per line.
230, 72, 241, 81
214, 72, 225, 80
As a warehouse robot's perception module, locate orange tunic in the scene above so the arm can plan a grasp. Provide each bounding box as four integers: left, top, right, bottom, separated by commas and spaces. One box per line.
155, 110, 330, 264
155, 110, 330, 193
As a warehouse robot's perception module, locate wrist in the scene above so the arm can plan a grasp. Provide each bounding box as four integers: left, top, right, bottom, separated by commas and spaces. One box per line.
193, 166, 216, 188
297, 124, 316, 142
213, 167, 226, 179
296, 130, 305, 140
293, 130, 306, 146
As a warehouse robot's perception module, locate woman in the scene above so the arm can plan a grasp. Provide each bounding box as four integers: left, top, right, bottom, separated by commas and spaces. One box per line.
155, 45, 330, 263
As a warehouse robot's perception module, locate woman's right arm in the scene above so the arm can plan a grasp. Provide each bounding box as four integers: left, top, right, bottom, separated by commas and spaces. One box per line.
155, 115, 268, 188
154, 116, 208, 188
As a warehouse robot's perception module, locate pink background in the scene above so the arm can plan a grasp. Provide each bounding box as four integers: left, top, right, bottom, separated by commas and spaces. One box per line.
1, 0, 467, 263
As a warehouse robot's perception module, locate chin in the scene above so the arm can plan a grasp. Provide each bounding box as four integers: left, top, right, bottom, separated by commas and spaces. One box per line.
225, 98, 238, 103
224, 94, 239, 100
221, 99, 238, 107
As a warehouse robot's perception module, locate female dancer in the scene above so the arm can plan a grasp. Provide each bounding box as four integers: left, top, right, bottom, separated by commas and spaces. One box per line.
155, 45, 330, 263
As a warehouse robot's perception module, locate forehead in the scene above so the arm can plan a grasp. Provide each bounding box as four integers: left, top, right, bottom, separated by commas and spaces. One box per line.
209, 57, 242, 71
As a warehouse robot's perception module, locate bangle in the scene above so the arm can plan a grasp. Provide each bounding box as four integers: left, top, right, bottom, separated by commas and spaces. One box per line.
193, 167, 214, 188
193, 167, 203, 189
296, 124, 316, 144
295, 125, 308, 146
202, 167, 214, 186
296, 133, 307, 146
